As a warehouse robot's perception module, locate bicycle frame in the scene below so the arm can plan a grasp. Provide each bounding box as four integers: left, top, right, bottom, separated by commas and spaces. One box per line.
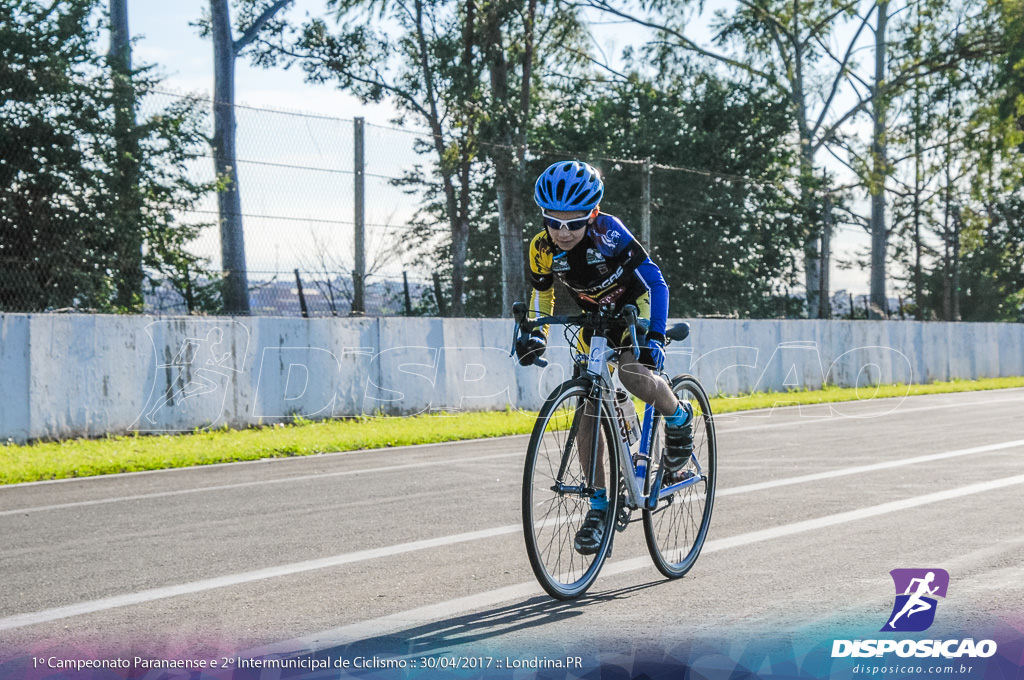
574, 334, 705, 515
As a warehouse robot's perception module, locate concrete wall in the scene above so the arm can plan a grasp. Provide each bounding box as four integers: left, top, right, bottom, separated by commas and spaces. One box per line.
1, 313, 1021, 443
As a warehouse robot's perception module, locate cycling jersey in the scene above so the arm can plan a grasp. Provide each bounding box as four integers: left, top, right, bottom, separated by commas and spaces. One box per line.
528, 213, 669, 339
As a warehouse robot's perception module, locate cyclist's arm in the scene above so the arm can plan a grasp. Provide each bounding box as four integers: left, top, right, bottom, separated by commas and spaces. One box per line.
634, 258, 669, 339
595, 214, 670, 339
528, 232, 555, 337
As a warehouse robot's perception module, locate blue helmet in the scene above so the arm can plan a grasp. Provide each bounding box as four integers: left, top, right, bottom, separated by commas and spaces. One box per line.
534, 160, 604, 212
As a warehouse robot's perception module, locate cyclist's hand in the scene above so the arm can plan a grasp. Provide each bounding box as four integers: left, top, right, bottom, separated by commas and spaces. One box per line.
515, 331, 547, 366
638, 333, 666, 370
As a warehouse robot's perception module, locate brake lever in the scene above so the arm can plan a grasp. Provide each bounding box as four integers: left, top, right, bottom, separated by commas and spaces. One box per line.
621, 304, 641, 359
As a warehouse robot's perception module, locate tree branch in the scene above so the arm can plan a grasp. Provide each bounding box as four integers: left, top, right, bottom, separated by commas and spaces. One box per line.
810, 5, 876, 140
576, 0, 778, 87
234, 0, 293, 54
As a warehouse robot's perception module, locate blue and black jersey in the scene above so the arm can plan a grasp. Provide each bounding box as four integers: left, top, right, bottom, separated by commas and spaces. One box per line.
528, 213, 669, 339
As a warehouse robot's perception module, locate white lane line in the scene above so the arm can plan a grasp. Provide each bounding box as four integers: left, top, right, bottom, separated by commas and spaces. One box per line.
0, 451, 524, 518
719, 439, 1024, 497
3, 438, 1023, 633
4, 392, 1023, 516
0, 524, 522, 633
715, 393, 1024, 433
256, 470, 1024, 656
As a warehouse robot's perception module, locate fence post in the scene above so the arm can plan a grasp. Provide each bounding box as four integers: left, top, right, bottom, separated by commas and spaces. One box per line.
819, 192, 832, 319
353, 117, 366, 315
403, 271, 413, 316
433, 272, 447, 317
641, 158, 652, 249
294, 269, 308, 318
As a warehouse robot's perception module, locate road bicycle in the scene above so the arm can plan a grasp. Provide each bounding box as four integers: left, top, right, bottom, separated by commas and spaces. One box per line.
511, 302, 716, 600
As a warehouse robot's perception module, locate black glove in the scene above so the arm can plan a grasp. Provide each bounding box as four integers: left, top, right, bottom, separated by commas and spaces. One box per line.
636, 331, 666, 370
515, 331, 546, 366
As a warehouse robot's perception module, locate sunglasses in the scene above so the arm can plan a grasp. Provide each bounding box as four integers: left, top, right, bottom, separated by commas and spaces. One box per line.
543, 213, 591, 231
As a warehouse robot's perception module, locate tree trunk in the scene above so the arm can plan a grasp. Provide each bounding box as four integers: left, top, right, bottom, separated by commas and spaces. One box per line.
108, 0, 143, 311
480, 6, 528, 317
819, 191, 832, 319
450, 217, 469, 316
868, 1, 890, 320
211, 0, 250, 315
790, 12, 820, 320
494, 173, 527, 316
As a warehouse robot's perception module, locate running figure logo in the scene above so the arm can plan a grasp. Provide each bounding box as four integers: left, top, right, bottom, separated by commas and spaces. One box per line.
882, 568, 950, 632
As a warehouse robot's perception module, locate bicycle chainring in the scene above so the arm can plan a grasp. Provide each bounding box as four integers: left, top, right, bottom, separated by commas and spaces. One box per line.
615, 502, 632, 532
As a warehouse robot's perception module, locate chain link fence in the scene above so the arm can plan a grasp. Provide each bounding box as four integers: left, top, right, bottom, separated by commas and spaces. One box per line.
3, 87, 872, 318
140, 91, 440, 317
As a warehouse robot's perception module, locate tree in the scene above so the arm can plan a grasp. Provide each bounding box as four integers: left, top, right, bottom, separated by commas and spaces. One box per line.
955, 197, 1024, 321
266, 0, 477, 315
201, 0, 293, 315
0, 0, 111, 310
993, 0, 1024, 145
884, 0, 1022, 321
265, 0, 588, 317
108, 0, 144, 310
584, 0, 1001, 319
583, 0, 875, 316
0, 0, 219, 313
533, 72, 805, 317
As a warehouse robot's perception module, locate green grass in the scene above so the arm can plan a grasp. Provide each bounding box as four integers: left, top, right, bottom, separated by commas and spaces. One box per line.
2, 376, 1022, 485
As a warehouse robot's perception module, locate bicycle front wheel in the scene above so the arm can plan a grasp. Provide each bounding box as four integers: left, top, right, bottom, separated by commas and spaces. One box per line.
522, 379, 620, 600
642, 374, 716, 579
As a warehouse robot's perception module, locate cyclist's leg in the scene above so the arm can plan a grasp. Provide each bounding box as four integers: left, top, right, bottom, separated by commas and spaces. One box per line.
617, 351, 677, 415
574, 398, 607, 490
573, 397, 609, 554
615, 295, 694, 474
574, 327, 607, 492
615, 291, 679, 416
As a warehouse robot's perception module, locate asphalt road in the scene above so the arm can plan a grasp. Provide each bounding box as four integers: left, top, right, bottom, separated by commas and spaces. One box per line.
2, 388, 1023, 672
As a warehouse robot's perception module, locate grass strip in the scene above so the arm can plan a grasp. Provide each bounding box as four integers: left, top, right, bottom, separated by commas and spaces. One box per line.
2, 376, 1022, 485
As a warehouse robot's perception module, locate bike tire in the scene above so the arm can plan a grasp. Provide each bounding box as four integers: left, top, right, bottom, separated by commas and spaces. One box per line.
522, 378, 620, 600
642, 374, 716, 579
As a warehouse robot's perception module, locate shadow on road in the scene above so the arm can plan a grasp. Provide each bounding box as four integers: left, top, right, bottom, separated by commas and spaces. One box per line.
318, 580, 666, 661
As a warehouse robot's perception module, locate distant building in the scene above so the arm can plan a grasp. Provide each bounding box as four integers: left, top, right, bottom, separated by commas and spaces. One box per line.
144, 275, 430, 316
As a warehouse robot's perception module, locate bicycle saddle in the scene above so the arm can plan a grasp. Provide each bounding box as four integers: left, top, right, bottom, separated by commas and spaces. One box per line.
666, 322, 690, 342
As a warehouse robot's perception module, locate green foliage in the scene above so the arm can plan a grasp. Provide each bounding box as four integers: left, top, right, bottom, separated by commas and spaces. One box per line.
0, 0, 218, 313
0, 0, 113, 310
993, 0, 1024, 148
955, 197, 1024, 321
531, 73, 804, 318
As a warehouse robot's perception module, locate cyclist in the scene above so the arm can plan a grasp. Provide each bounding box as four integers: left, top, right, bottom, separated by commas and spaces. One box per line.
515, 159, 694, 555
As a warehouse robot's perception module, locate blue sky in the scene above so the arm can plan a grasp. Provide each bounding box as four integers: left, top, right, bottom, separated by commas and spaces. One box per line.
129, 0, 395, 122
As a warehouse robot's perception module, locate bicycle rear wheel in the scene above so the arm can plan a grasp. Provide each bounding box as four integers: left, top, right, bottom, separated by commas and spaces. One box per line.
642, 374, 716, 579
522, 378, 620, 600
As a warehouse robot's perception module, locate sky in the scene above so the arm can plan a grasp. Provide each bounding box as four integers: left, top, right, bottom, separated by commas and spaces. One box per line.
130, 1, 393, 120
125, 0, 873, 297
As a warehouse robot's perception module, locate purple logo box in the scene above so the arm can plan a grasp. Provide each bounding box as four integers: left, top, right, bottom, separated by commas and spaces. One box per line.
882, 568, 950, 632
